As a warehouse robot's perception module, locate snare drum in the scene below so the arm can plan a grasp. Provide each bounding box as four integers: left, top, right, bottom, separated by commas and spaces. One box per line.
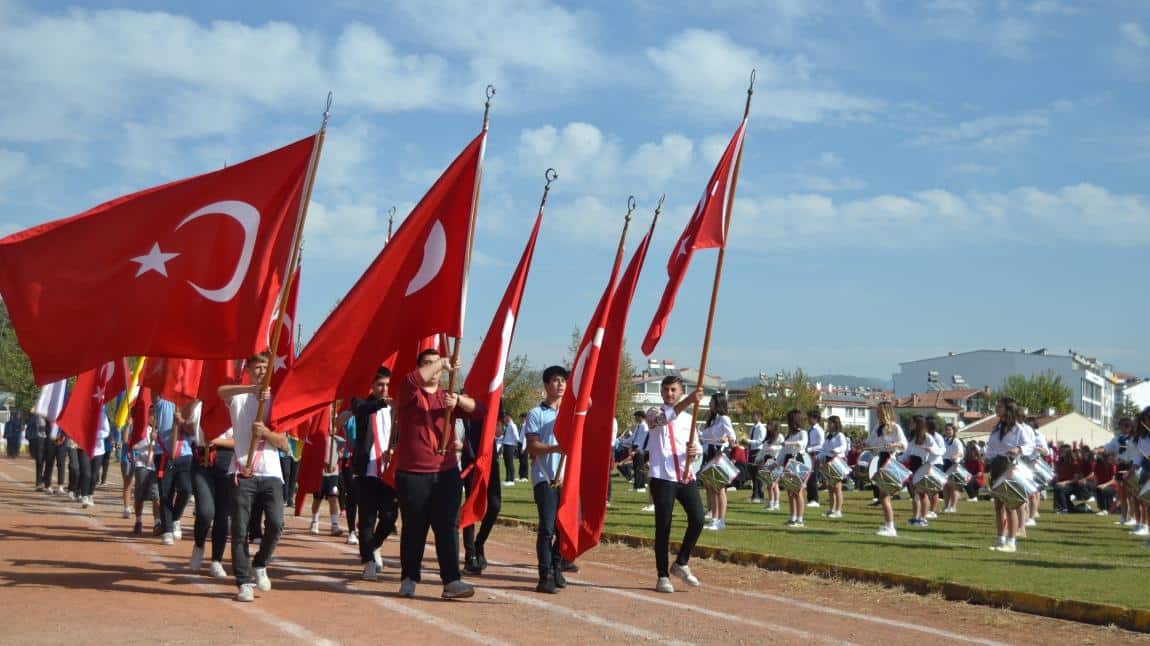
756, 458, 778, 487
821, 456, 851, 483
945, 463, 972, 488
1023, 458, 1054, 489
698, 453, 740, 491
779, 461, 812, 494
1125, 466, 1143, 496
854, 451, 874, 482
912, 464, 947, 495
1139, 479, 1150, 506
990, 464, 1039, 510
872, 459, 912, 496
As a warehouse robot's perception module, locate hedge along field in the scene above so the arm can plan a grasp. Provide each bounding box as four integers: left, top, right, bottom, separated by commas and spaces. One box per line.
495, 474, 1150, 611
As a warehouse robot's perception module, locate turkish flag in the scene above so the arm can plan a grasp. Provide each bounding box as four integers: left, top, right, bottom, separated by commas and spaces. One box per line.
142, 358, 204, 408
197, 358, 242, 444
272, 131, 486, 428
293, 407, 331, 516
128, 386, 152, 447
559, 219, 657, 560
640, 119, 747, 355
0, 135, 318, 384
556, 217, 657, 558
459, 204, 545, 528
269, 266, 301, 392
56, 360, 118, 455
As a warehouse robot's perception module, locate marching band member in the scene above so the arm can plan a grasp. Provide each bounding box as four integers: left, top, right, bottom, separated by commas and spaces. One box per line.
700, 393, 735, 531
525, 366, 567, 593
818, 415, 849, 518
647, 375, 704, 594
1023, 417, 1050, 527
987, 398, 1025, 553
1100, 418, 1135, 526
926, 418, 945, 519
190, 411, 233, 579
940, 423, 964, 513
746, 412, 766, 503
762, 420, 783, 511
805, 410, 824, 509
1132, 408, 1150, 541
781, 409, 808, 528
903, 416, 941, 527
866, 401, 906, 537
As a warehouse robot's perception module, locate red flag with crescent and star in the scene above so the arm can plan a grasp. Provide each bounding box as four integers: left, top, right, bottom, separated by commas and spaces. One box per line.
56, 360, 120, 456
459, 202, 545, 528
271, 131, 485, 429
640, 119, 746, 356
0, 135, 317, 385
141, 357, 204, 408
270, 266, 301, 392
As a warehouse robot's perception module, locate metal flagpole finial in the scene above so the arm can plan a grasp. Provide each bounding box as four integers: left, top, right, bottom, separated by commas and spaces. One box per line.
482, 85, 496, 128
322, 91, 334, 129
748, 69, 756, 94
626, 195, 636, 222
387, 206, 396, 242
545, 167, 558, 188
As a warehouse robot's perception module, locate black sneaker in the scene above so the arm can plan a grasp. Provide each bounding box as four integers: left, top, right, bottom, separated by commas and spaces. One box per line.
553, 568, 567, 589
476, 552, 488, 571
558, 559, 579, 573
152, 522, 164, 537
132, 521, 143, 536
535, 573, 557, 594
464, 557, 482, 575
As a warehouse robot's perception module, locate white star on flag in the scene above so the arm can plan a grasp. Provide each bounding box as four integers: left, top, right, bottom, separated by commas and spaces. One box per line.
131, 243, 180, 277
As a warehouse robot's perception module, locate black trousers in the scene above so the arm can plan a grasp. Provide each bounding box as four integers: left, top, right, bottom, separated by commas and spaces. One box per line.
66, 446, 78, 491
633, 451, 647, 490
341, 467, 357, 532
99, 451, 111, 484
463, 476, 501, 558
41, 442, 65, 488
501, 445, 517, 483
806, 455, 820, 502
230, 475, 283, 588
1096, 483, 1117, 513
160, 457, 193, 532
649, 477, 705, 578
1054, 481, 1090, 511
192, 451, 233, 562
356, 476, 399, 564
396, 468, 462, 585
76, 451, 94, 496
29, 437, 45, 484
751, 464, 764, 499
280, 455, 299, 506
517, 450, 529, 480
532, 482, 561, 575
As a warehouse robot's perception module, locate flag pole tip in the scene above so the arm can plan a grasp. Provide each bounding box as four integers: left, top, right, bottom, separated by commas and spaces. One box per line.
626, 195, 637, 220
656, 194, 665, 211
748, 69, 756, 92
545, 168, 558, 186
322, 91, 334, 128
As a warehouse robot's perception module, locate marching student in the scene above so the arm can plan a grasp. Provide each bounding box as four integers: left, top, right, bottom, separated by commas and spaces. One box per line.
80, 418, 111, 509
903, 415, 941, 528
646, 375, 704, 594
349, 367, 399, 581
1023, 416, 1050, 527
462, 404, 502, 576
805, 410, 824, 509
190, 414, 234, 579
986, 398, 1026, 553
222, 352, 288, 603
746, 412, 766, 503
762, 420, 783, 511
940, 423, 964, 513
499, 411, 520, 487
818, 415, 849, 518
524, 366, 567, 593
1100, 418, 1136, 526
517, 412, 530, 482
1131, 408, 1150, 542
28, 414, 47, 490
155, 397, 194, 546
866, 401, 907, 537
309, 425, 346, 538
394, 350, 476, 600
926, 418, 945, 519
700, 393, 735, 531
336, 409, 360, 546
780, 409, 808, 527
131, 427, 161, 536
629, 410, 650, 492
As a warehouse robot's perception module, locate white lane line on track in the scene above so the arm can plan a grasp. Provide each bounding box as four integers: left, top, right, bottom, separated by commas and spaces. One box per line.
305, 535, 694, 645
0, 477, 337, 646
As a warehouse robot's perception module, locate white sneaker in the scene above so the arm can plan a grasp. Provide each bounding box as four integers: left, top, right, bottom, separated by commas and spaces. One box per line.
122, 506, 132, 519
362, 561, 379, 581
235, 583, 256, 602
255, 567, 271, 592
1133, 526, 1150, 537
828, 511, 843, 519
81, 496, 92, 509
161, 532, 175, 546
991, 543, 1017, 553
347, 532, 359, 545
925, 511, 938, 519
209, 561, 228, 578
1025, 518, 1037, 527
703, 520, 720, 531
1096, 510, 1109, 516
670, 562, 700, 586
190, 546, 204, 571
399, 578, 416, 598
943, 507, 956, 513
641, 504, 655, 513
806, 501, 820, 508
876, 526, 898, 537
655, 576, 674, 593
704, 512, 713, 521
172, 521, 182, 541
726, 486, 737, 492
635, 486, 647, 493
1121, 518, 1137, 527
503, 481, 515, 487
373, 547, 383, 569
309, 520, 320, 535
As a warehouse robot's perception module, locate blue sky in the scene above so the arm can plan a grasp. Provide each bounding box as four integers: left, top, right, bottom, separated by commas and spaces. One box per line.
1, 0, 1148, 382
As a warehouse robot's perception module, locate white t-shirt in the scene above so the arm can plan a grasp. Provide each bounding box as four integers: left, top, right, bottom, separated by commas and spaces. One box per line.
781, 429, 808, 459
818, 433, 850, 461
700, 415, 735, 447
1103, 434, 1132, 462
985, 423, 1026, 460
747, 422, 766, 451
929, 432, 945, 465
865, 423, 907, 455
1135, 436, 1150, 462
648, 403, 700, 482
806, 424, 825, 454
942, 435, 964, 462
500, 420, 519, 447
91, 417, 111, 458
131, 435, 153, 469
226, 393, 283, 482
904, 434, 942, 463
365, 407, 392, 479
1018, 423, 1038, 458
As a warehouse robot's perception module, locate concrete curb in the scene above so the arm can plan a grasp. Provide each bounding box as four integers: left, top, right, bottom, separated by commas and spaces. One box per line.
494, 517, 1150, 633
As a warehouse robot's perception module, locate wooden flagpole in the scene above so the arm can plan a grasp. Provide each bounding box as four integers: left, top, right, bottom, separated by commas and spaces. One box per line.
387, 206, 396, 244
243, 93, 332, 476
438, 85, 495, 454
684, 70, 755, 468
551, 195, 637, 488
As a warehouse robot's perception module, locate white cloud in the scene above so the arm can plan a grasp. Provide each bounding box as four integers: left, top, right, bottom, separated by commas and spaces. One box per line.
908, 111, 1051, 151
734, 183, 1150, 248
1120, 22, 1149, 49
624, 134, 693, 188
948, 162, 997, 176
645, 29, 880, 124
1026, 1, 1080, 16
991, 18, 1036, 59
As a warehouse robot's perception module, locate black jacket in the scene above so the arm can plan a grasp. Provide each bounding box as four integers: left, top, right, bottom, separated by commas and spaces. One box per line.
350, 396, 390, 478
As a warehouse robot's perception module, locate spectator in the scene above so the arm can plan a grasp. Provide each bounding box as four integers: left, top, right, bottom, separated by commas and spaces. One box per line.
1053, 445, 1091, 513
1089, 452, 1119, 516
962, 443, 984, 501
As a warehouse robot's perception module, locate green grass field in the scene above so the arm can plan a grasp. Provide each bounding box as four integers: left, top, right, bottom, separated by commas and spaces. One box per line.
496, 475, 1150, 610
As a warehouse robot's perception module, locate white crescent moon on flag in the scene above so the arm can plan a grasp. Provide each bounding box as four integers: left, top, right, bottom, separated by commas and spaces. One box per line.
406, 220, 447, 296
568, 327, 605, 398
488, 309, 516, 393
176, 200, 260, 303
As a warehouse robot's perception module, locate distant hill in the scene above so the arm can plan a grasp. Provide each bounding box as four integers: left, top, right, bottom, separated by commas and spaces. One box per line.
726, 374, 891, 390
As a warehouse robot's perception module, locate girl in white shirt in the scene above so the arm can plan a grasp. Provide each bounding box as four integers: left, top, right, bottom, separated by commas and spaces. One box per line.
986, 398, 1026, 553
926, 418, 946, 520
940, 423, 964, 513
781, 409, 809, 527
903, 416, 941, 528
818, 416, 849, 518
761, 421, 783, 512
1132, 408, 1150, 541
700, 394, 736, 530
865, 401, 906, 537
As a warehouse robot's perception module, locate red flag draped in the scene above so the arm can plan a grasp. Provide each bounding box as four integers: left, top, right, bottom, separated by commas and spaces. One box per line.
128, 387, 152, 447
271, 131, 486, 428
559, 221, 657, 560
198, 358, 242, 444
0, 136, 317, 384
142, 358, 204, 408
269, 266, 301, 392
459, 205, 545, 528
293, 408, 331, 516
640, 120, 747, 356
56, 360, 118, 455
